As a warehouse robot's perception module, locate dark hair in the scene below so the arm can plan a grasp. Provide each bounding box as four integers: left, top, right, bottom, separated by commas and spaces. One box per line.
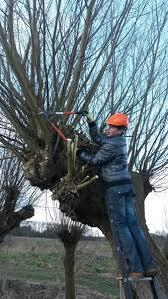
116, 126, 127, 130
116, 126, 127, 136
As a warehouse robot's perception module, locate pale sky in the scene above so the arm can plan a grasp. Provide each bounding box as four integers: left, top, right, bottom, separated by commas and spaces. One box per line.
30, 189, 168, 235
145, 190, 168, 233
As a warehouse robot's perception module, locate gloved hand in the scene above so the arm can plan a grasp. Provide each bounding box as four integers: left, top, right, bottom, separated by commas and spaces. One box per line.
82, 111, 94, 123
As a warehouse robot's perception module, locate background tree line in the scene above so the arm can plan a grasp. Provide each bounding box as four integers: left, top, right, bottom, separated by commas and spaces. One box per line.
9, 220, 98, 240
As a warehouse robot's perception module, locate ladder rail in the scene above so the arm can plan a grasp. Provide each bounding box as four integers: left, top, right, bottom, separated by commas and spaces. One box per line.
111, 223, 160, 299
117, 276, 160, 299
111, 221, 134, 299
150, 278, 159, 299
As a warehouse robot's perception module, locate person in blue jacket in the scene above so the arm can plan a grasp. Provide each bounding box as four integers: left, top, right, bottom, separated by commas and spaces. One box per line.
77, 112, 157, 278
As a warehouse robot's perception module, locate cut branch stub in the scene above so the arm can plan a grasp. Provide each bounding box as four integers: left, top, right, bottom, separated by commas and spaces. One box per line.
52, 177, 79, 218
23, 141, 66, 189
76, 175, 99, 190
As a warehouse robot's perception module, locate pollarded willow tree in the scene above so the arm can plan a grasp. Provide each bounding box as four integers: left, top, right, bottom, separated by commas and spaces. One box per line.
0, 0, 168, 297
57, 213, 87, 299
0, 147, 41, 242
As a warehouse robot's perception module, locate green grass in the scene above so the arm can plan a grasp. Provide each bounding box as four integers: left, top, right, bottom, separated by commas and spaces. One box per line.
0, 250, 64, 282
81, 257, 116, 273
0, 236, 119, 297
77, 274, 119, 297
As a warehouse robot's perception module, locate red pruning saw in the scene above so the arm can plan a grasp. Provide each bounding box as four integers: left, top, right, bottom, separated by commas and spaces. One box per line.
39, 110, 88, 141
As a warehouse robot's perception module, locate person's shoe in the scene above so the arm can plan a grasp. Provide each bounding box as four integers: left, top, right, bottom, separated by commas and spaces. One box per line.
128, 272, 144, 279
144, 268, 158, 277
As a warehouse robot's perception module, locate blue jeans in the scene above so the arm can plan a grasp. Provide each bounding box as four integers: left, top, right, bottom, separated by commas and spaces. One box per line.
105, 184, 155, 272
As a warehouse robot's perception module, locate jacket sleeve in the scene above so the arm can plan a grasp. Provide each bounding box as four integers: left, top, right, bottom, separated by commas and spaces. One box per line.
79, 141, 116, 166
88, 121, 104, 145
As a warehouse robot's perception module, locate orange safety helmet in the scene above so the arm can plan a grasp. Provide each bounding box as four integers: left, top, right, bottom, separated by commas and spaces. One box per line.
106, 112, 129, 127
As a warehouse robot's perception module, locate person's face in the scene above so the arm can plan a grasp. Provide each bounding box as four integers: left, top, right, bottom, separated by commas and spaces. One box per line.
105, 125, 122, 137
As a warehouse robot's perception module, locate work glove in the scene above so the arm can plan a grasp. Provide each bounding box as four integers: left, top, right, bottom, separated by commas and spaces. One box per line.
82, 111, 94, 123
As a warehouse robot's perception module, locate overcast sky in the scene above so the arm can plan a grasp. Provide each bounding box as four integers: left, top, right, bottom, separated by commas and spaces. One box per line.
145, 190, 168, 233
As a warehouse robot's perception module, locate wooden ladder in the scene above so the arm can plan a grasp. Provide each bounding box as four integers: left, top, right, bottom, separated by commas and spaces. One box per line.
116, 276, 159, 299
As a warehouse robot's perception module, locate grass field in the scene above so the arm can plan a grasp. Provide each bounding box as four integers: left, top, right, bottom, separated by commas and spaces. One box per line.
0, 236, 119, 298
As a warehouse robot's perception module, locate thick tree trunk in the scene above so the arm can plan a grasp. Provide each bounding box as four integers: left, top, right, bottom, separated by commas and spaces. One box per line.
131, 173, 168, 298
64, 245, 76, 299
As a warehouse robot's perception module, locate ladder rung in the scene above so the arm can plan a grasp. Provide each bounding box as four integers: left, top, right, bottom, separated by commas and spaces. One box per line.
116, 276, 153, 281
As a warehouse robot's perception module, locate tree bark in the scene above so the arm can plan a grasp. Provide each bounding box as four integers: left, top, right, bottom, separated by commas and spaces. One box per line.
64, 245, 76, 299
131, 172, 168, 298
0, 205, 34, 243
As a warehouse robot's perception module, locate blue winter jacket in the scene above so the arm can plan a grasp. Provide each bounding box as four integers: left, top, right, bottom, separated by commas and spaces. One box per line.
79, 122, 131, 184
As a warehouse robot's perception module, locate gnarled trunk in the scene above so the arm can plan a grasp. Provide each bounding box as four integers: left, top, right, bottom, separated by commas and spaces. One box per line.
0, 205, 34, 243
